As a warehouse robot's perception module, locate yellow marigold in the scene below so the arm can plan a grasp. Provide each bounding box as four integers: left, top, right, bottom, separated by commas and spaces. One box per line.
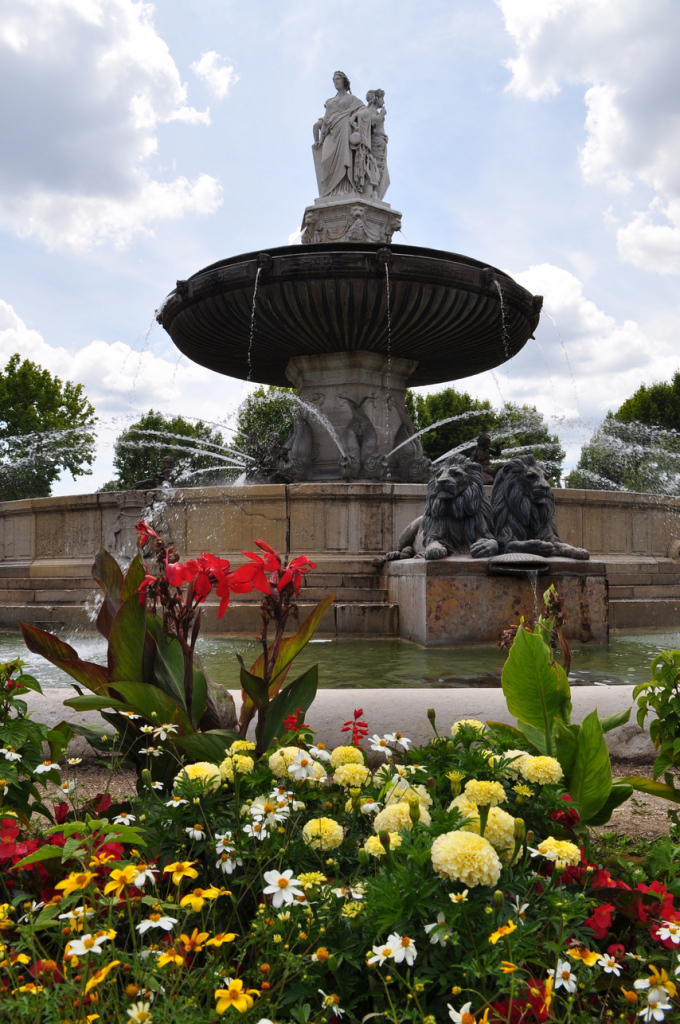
384, 779, 433, 808
298, 871, 327, 889
268, 746, 302, 776
173, 761, 221, 794
451, 719, 486, 737
333, 763, 370, 787
329, 746, 365, 769
465, 807, 516, 854
430, 831, 502, 887
519, 755, 564, 786
219, 754, 255, 783
301, 817, 344, 851
536, 836, 581, 869
364, 832, 402, 858
373, 800, 431, 833
448, 794, 479, 818
464, 779, 506, 807
341, 901, 363, 917
230, 739, 256, 753
500, 749, 530, 778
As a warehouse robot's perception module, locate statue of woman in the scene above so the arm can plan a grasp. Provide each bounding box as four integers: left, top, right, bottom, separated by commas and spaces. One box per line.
312, 71, 365, 197
369, 89, 390, 199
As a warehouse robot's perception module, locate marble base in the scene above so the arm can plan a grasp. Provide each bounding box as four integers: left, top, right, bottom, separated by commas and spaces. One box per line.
386, 555, 609, 645
301, 195, 402, 244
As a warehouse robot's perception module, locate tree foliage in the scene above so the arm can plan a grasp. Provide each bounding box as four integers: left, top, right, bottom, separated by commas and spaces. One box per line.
111, 410, 231, 490
405, 387, 565, 482
616, 371, 680, 431
231, 386, 297, 460
0, 354, 96, 501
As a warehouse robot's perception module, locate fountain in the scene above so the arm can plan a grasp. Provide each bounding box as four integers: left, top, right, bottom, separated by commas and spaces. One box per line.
157, 74, 543, 485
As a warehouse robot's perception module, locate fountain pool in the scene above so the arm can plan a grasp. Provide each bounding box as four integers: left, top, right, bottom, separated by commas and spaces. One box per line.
5, 629, 676, 691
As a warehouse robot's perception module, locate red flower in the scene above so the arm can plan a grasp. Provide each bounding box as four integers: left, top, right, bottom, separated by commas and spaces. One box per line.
550, 793, 581, 827
135, 520, 160, 546
53, 801, 70, 824
138, 569, 157, 605
283, 707, 309, 732
607, 943, 625, 960
279, 554, 316, 596
585, 902, 615, 939
231, 557, 271, 595
341, 708, 369, 745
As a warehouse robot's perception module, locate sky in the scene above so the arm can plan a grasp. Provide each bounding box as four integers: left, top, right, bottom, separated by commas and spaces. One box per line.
1, 0, 680, 492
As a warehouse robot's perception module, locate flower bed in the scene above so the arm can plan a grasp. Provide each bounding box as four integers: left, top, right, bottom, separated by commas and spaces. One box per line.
1, 529, 679, 1022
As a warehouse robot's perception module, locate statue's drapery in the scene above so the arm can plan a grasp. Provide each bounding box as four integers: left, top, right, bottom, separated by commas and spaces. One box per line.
313, 93, 365, 197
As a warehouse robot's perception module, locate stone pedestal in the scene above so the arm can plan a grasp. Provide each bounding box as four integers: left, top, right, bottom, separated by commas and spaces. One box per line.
285, 352, 430, 482
301, 196, 402, 244
386, 556, 609, 646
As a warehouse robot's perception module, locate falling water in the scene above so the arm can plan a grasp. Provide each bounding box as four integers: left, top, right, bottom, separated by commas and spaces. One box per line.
545, 311, 581, 416
532, 337, 557, 413
247, 267, 262, 381
494, 279, 511, 362
385, 410, 491, 460
294, 396, 347, 457
385, 264, 393, 390
527, 569, 539, 621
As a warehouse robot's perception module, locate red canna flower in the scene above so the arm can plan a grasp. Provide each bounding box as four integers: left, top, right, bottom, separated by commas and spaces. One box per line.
135, 520, 160, 546
279, 554, 317, 596
138, 569, 157, 605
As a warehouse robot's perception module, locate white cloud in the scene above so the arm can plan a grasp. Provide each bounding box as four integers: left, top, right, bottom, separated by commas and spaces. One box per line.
0, 298, 247, 491
0, 0, 222, 251
498, 0, 680, 273
191, 51, 239, 100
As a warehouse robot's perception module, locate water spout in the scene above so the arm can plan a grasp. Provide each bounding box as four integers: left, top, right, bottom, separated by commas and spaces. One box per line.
494, 278, 511, 361
247, 266, 262, 382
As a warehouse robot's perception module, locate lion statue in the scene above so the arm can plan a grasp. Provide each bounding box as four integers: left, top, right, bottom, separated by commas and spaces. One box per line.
469, 454, 589, 559
374, 455, 496, 566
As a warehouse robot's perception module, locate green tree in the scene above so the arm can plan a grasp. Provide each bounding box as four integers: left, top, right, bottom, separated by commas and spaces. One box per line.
405, 387, 565, 482
111, 410, 233, 489
0, 354, 96, 501
616, 370, 680, 430
566, 413, 680, 494
232, 386, 297, 460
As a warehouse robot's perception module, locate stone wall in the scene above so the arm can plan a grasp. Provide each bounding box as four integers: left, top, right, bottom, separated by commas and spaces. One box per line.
0, 484, 678, 563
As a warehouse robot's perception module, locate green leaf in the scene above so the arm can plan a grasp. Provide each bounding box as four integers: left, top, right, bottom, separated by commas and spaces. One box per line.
108, 595, 146, 683
13, 845, 63, 869
15, 674, 42, 695
121, 554, 145, 603
586, 783, 633, 826
62, 835, 86, 862
109, 682, 192, 732
63, 695, 131, 712
599, 708, 632, 734
619, 775, 680, 804
19, 622, 110, 694
175, 729, 240, 762
92, 547, 124, 640
501, 624, 571, 755
240, 666, 270, 710
100, 823, 147, 846
46, 722, 73, 762
57, 720, 116, 751
263, 664, 319, 750
484, 721, 528, 747
554, 720, 580, 778
568, 710, 612, 822
191, 665, 208, 729
148, 624, 186, 709
516, 719, 549, 754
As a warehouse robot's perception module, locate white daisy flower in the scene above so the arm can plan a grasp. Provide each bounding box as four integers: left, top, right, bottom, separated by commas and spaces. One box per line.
152, 723, 178, 741
384, 732, 412, 751
638, 988, 672, 1021
597, 955, 621, 976
65, 933, 111, 956
424, 912, 450, 946
118, 711, 140, 720
287, 753, 319, 781
67, 757, 83, 765
448, 1002, 475, 1023
34, 760, 59, 774
0, 748, 21, 761
133, 864, 158, 886
262, 869, 304, 907
185, 824, 206, 841
387, 932, 417, 965
139, 746, 162, 757
243, 820, 269, 841
136, 914, 177, 933
318, 990, 345, 1016
165, 795, 188, 808
657, 920, 680, 945
113, 812, 136, 825
309, 744, 331, 763
550, 959, 577, 993
216, 852, 243, 874
368, 942, 395, 965
369, 734, 392, 754
139, 725, 155, 734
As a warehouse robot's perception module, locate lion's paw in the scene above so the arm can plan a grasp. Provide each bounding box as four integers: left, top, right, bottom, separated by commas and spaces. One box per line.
399, 546, 414, 559
469, 538, 499, 559
424, 542, 448, 560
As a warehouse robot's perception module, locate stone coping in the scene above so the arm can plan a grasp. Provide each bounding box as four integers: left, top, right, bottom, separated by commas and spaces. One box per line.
26, 685, 650, 762
384, 555, 607, 577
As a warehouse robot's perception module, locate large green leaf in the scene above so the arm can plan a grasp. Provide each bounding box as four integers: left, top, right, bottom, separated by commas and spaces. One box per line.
241, 593, 334, 724
484, 721, 528, 747
92, 548, 124, 640
148, 624, 186, 709
600, 708, 632, 734
516, 719, 548, 754
63, 695, 131, 712
191, 664, 208, 728
175, 729, 240, 762
568, 710, 612, 822
110, 681, 192, 732
14, 845, 63, 869
240, 666, 270, 710
121, 554, 145, 603
619, 776, 680, 804
554, 720, 580, 778
108, 595, 146, 683
46, 722, 74, 762
501, 625, 571, 755
263, 664, 319, 750
586, 782, 633, 826
19, 622, 110, 694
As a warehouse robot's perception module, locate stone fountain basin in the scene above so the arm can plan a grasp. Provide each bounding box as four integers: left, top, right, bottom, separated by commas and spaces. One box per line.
158, 242, 542, 387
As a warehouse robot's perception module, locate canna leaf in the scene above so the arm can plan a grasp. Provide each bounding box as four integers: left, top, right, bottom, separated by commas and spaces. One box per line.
19, 622, 110, 694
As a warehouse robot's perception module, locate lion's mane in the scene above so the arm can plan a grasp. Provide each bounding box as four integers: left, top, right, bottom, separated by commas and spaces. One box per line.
491, 455, 559, 551
421, 456, 493, 553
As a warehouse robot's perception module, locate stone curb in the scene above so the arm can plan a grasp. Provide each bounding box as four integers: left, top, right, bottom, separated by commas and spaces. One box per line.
25, 686, 653, 762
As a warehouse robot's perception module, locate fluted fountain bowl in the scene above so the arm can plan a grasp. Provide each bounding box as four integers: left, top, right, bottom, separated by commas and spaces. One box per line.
157, 242, 542, 387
